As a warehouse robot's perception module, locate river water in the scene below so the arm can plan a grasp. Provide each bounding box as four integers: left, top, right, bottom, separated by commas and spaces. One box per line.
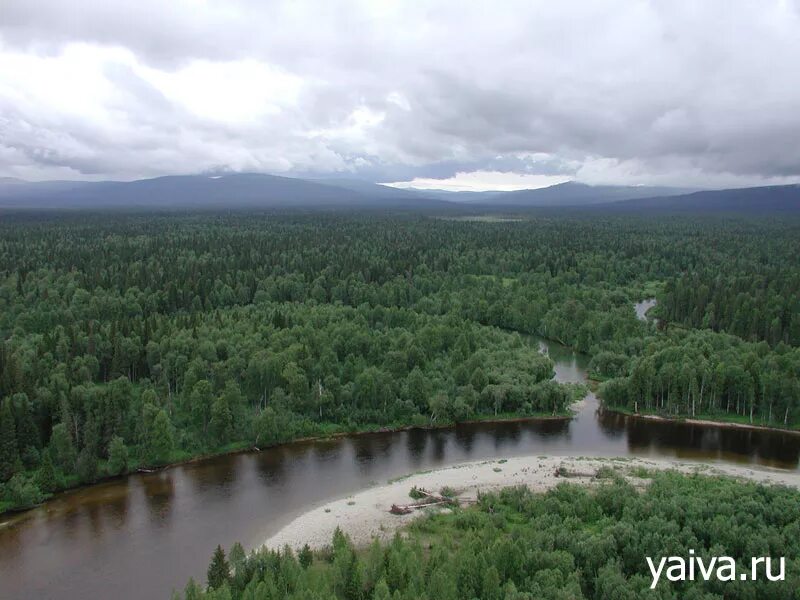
1, 332, 798, 600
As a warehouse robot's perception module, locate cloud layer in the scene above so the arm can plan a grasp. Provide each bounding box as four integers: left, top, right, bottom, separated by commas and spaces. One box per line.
2, 0, 800, 188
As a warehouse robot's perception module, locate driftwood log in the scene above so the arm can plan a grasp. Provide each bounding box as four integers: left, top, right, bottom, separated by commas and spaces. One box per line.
390, 504, 413, 515
389, 487, 459, 515
389, 500, 452, 515
554, 468, 595, 478
415, 488, 453, 503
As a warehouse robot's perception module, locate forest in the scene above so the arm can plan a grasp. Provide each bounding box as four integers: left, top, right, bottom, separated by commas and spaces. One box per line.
0, 211, 798, 512
178, 471, 800, 600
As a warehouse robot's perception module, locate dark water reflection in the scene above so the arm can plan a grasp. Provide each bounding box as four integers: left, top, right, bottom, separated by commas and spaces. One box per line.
1, 336, 798, 600
600, 410, 800, 465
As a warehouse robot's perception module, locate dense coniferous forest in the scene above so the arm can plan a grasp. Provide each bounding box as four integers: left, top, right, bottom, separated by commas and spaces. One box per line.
180, 471, 800, 600
661, 270, 799, 346
0, 212, 798, 512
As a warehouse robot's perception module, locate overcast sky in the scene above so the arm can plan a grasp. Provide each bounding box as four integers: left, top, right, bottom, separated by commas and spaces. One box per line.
1, 0, 800, 190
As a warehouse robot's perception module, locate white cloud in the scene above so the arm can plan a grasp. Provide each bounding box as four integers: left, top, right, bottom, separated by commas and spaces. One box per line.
0, 43, 126, 123
138, 59, 303, 124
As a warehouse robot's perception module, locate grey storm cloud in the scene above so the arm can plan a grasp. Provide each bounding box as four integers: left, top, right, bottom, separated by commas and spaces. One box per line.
1, 0, 800, 187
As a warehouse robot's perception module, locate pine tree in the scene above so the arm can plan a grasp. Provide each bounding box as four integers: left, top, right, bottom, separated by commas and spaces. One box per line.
0, 399, 20, 481
207, 545, 230, 590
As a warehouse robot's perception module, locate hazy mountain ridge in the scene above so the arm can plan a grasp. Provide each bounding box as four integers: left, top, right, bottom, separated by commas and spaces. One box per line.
0, 173, 797, 212
597, 184, 800, 213
476, 181, 697, 206
0, 173, 447, 209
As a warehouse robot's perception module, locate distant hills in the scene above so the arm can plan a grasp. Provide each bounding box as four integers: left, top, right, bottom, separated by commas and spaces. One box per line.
599, 184, 800, 213
464, 181, 697, 206
0, 173, 798, 213
0, 173, 445, 210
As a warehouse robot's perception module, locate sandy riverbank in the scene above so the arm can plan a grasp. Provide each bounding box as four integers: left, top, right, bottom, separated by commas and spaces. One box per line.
263, 455, 800, 551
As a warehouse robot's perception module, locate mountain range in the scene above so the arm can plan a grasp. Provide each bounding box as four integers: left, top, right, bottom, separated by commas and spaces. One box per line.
0, 173, 798, 213
602, 184, 800, 213
0, 173, 440, 210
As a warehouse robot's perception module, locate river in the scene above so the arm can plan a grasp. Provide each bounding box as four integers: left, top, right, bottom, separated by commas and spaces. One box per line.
1, 333, 798, 600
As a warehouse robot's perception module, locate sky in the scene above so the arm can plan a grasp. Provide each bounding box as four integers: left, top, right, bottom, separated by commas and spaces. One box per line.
1, 0, 800, 191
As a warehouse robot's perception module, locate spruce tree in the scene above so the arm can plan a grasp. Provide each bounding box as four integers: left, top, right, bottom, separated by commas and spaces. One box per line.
207, 545, 230, 590
11, 393, 40, 457
299, 544, 313, 568
0, 400, 20, 482
37, 450, 58, 493
342, 552, 363, 600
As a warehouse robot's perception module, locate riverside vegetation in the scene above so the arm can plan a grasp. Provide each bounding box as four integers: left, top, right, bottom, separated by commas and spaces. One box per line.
182, 471, 800, 600
0, 212, 798, 512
